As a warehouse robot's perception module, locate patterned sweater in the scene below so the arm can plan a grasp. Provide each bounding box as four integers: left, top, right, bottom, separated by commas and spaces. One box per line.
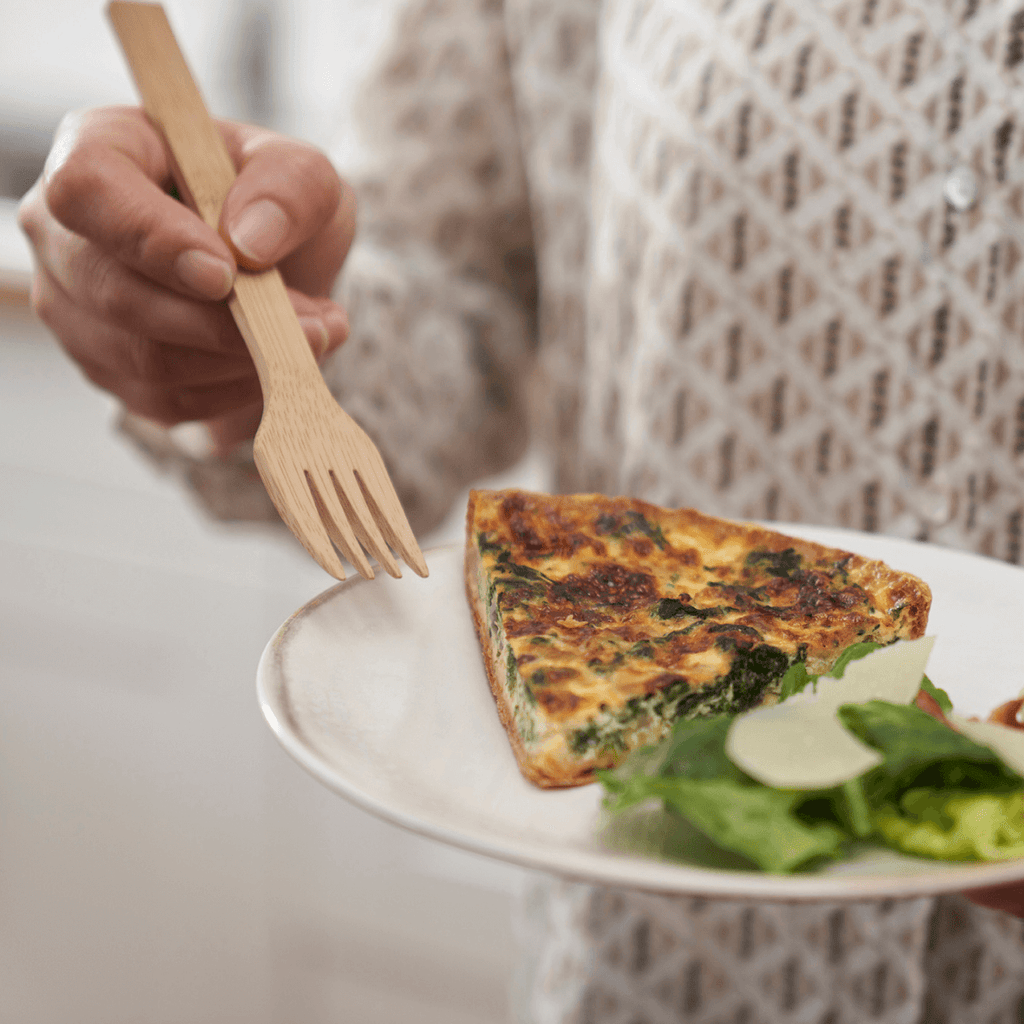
319, 0, 1024, 565
132, 0, 1024, 563
124, 2, 1024, 1021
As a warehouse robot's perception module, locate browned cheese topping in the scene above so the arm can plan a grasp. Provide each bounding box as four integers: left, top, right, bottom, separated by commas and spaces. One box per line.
470, 490, 930, 727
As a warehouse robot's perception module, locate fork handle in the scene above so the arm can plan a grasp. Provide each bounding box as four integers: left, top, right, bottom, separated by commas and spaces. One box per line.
107, 1, 320, 401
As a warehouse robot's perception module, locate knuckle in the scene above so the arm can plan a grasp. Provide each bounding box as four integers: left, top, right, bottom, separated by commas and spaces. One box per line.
338, 177, 357, 222
123, 335, 175, 386
52, 108, 91, 151
128, 385, 189, 426
118, 201, 165, 268
337, 174, 356, 210
16, 187, 44, 242
334, 181, 357, 257
29, 274, 57, 325
313, 152, 343, 212
90, 255, 137, 325
76, 359, 117, 394
289, 146, 342, 217
41, 109, 129, 226
44, 150, 102, 230
299, 145, 336, 183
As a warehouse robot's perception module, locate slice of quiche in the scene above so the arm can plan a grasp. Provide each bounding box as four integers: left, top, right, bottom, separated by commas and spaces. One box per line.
465, 489, 931, 788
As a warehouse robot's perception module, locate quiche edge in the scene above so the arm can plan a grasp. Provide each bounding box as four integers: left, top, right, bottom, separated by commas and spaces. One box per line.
464, 496, 590, 787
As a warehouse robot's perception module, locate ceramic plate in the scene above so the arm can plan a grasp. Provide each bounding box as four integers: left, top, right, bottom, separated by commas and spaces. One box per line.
258, 526, 1024, 899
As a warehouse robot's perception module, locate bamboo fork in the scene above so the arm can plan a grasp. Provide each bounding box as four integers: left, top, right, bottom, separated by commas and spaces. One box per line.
107, 1, 428, 581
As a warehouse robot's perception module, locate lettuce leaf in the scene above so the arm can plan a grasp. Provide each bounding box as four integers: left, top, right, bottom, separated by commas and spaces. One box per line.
599, 643, 1024, 872
601, 715, 847, 872
834, 701, 1024, 861
873, 789, 1024, 861
837, 700, 1024, 801
600, 716, 737, 810
777, 639, 882, 701
644, 776, 845, 873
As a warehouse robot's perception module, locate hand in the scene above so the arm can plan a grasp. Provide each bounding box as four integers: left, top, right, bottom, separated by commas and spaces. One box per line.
964, 882, 1024, 918
18, 106, 355, 454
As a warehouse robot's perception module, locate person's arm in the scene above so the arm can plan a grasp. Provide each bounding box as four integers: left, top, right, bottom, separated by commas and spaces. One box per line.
19, 106, 352, 451
20, 0, 537, 535
19, 105, 360, 525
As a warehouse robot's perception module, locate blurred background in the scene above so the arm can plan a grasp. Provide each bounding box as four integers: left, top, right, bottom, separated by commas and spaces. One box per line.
0, 2, 535, 1021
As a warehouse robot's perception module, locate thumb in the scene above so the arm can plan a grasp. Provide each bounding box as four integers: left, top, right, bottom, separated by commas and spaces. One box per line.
217, 127, 353, 297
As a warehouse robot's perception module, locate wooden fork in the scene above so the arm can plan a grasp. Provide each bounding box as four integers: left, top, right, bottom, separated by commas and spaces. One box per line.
107, 1, 428, 581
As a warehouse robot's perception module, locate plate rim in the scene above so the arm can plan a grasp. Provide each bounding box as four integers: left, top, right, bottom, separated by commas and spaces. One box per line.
258, 526, 1024, 899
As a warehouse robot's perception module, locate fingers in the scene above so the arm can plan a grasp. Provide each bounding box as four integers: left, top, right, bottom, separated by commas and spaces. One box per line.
26, 197, 348, 359
218, 126, 356, 297
38, 107, 237, 301
34, 265, 346, 398
277, 177, 355, 300
37, 109, 356, 306
206, 400, 266, 457
36, 281, 261, 425
19, 105, 353, 439
964, 884, 1024, 919
27, 206, 245, 355
34, 267, 252, 401
28, 106, 354, 310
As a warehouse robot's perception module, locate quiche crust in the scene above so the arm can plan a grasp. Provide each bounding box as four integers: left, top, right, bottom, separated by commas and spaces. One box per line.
465, 489, 932, 789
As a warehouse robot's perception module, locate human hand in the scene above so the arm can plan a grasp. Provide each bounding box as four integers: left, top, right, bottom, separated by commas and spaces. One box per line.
18, 106, 354, 454
963, 882, 1024, 918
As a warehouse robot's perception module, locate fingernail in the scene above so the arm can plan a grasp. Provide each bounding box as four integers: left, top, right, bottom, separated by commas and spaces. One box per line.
298, 316, 330, 357
229, 199, 289, 264
176, 250, 234, 298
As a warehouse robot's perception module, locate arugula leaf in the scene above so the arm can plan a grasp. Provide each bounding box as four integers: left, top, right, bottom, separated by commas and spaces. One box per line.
829, 640, 884, 677
601, 716, 845, 872
919, 674, 953, 714
650, 777, 846, 874
600, 716, 744, 810
840, 777, 874, 838
648, 714, 743, 781
599, 642, 1024, 873
777, 660, 814, 701
777, 640, 882, 702
837, 701, 1024, 801
841, 702, 1024, 861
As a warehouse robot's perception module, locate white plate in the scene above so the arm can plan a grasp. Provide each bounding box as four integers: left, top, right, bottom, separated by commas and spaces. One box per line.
258, 526, 1024, 899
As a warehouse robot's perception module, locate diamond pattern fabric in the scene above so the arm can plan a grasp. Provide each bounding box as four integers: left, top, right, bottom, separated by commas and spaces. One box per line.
575, 0, 1024, 561
119, 1, 1024, 1019
513, 877, 1024, 1024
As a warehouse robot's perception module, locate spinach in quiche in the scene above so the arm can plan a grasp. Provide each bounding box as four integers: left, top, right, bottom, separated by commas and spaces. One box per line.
465, 489, 932, 788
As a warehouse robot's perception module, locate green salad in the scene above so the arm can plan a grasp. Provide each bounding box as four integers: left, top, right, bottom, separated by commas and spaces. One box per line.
599, 638, 1024, 873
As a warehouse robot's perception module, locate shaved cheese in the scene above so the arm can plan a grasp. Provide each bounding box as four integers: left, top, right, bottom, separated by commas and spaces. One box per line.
725, 637, 936, 789
726, 707, 884, 789
950, 716, 1024, 776
816, 636, 936, 708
